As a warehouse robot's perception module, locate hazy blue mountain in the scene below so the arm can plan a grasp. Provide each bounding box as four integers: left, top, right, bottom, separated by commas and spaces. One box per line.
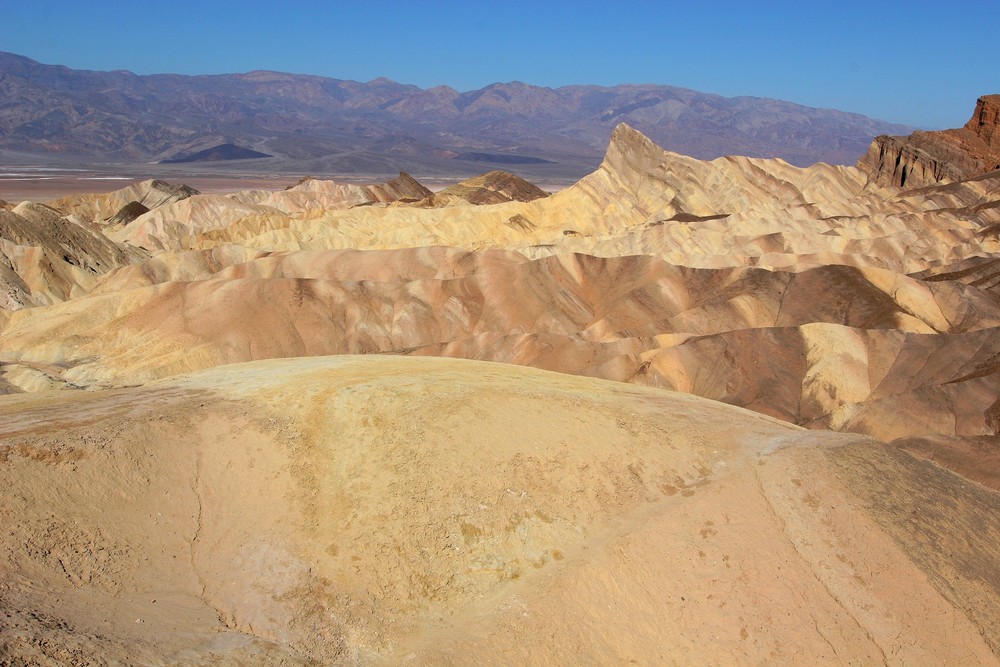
0, 51, 913, 176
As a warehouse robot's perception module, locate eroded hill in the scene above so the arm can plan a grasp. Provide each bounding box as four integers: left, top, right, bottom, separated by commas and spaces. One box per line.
3, 357, 999, 664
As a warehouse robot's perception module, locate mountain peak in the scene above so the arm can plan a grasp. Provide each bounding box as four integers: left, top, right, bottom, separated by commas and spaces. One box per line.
420, 170, 548, 206
609, 123, 655, 149
601, 123, 675, 178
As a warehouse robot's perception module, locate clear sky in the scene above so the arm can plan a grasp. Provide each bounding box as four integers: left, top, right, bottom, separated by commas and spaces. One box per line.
2, 0, 997, 129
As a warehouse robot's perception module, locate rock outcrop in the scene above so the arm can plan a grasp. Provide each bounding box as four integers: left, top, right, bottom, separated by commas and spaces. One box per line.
51, 179, 199, 223
417, 170, 549, 206
966, 94, 1000, 149
858, 94, 1000, 188
229, 171, 432, 214
0, 202, 144, 307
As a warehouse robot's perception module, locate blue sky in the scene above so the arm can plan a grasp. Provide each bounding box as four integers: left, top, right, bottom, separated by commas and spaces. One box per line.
2, 0, 997, 128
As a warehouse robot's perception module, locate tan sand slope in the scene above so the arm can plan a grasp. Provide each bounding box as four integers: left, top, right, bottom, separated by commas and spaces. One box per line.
3, 247, 999, 443
31, 124, 999, 278
2, 356, 999, 665
228, 172, 432, 214
3, 112, 1000, 665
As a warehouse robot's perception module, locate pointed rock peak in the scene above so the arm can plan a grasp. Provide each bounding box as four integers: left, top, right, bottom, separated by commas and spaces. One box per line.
965, 94, 1000, 148
384, 172, 433, 200
605, 123, 671, 163
601, 123, 674, 178
608, 123, 658, 153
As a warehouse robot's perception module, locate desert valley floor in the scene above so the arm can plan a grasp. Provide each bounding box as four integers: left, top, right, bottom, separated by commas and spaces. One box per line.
2, 98, 1000, 664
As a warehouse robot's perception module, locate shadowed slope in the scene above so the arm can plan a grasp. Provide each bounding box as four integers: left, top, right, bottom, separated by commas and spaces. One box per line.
0, 202, 144, 309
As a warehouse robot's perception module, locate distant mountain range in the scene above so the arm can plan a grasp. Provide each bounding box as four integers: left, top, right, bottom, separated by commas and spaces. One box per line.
0, 51, 913, 177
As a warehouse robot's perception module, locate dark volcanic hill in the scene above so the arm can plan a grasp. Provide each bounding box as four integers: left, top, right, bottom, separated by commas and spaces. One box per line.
160, 143, 273, 163
0, 51, 913, 177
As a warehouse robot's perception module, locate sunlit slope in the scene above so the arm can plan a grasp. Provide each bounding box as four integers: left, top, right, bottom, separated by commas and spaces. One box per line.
97, 125, 999, 275
3, 356, 997, 665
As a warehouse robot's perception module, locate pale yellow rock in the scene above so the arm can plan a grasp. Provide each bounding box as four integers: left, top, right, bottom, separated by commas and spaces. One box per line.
2, 356, 997, 664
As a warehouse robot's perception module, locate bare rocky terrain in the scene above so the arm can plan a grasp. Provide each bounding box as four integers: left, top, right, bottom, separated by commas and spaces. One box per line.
1, 95, 1000, 664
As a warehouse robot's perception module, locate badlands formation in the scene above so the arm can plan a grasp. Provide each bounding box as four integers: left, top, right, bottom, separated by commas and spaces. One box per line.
2, 96, 1000, 664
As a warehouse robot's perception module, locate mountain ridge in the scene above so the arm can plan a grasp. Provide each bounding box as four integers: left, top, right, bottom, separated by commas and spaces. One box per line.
0, 51, 913, 176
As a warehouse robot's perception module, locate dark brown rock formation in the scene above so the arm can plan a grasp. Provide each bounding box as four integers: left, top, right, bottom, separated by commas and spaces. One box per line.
966, 94, 1000, 149
376, 171, 433, 202
160, 143, 273, 163
858, 95, 1000, 189
107, 201, 150, 226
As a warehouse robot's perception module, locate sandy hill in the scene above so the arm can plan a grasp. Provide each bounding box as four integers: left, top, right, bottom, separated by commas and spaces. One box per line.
2, 103, 1000, 663
69, 124, 996, 275
0, 123, 998, 461
50, 179, 199, 224
3, 356, 999, 664
0, 201, 144, 310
